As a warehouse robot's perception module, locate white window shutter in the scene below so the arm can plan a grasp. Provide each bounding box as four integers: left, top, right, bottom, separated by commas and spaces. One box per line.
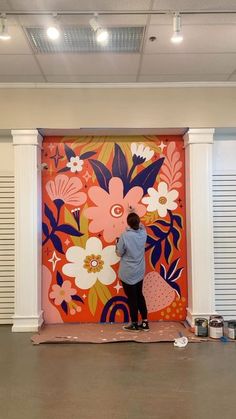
213, 174, 236, 320
0, 173, 15, 324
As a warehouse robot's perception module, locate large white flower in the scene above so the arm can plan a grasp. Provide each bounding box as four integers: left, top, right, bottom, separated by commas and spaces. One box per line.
142, 182, 178, 217
66, 156, 84, 173
131, 143, 154, 163
62, 237, 120, 289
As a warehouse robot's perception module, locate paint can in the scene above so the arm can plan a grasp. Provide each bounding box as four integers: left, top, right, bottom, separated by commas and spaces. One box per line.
227, 320, 236, 340
194, 318, 208, 337
209, 316, 224, 339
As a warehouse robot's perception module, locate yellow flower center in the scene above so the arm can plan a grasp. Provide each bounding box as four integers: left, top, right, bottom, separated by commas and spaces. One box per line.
110, 204, 124, 218
83, 254, 104, 273
159, 196, 167, 205
60, 290, 65, 296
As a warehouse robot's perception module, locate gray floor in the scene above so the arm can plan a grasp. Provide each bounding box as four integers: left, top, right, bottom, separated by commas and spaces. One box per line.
0, 325, 236, 419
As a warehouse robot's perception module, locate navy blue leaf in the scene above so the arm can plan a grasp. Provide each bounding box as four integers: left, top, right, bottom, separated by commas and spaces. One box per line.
58, 167, 70, 173
54, 199, 64, 212
88, 159, 112, 191
173, 214, 183, 228
164, 237, 172, 264
56, 224, 83, 237
72, 295, 84, 303
149, 225, 165, 239
65, 144, 76, 161
61, 300, 68, 314
112, 144, 129, 191
56, 271, 63, 286
42, 222, 49, 237
146, 236, 156, 247
156, 220, 170, 227
51, 233, 64, 254
160, 264, 166, 280
151, 241, 162, 268
169, 282, 181, 297
166, 258, 180, 280
129, 157, 164, 195
170, 267, 184, 282
45, 204, 57, 228
80, 151, 96, 160
171, 227, 180, 249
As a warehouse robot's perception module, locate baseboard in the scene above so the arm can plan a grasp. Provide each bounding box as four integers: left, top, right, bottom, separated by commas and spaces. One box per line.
12, 311, 44, 332
186, 308, 218, 327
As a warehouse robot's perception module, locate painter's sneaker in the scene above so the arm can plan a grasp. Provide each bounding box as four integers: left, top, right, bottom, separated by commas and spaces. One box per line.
138, 321, 150, 332
123, 323, 140, 332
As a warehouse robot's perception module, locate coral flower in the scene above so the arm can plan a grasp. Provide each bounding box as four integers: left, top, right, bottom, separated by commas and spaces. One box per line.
46, 174, 87, 206
83, 177, 146, 242
49, 280, 77, 306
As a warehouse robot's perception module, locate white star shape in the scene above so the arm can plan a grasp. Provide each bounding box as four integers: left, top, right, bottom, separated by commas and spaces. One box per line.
83, 294, 87, 299
48, 251, 61, 272
64, 238, 70, 246
48, 143, 55, 152
114, 281, 123, 294
83, 171, 92, 182
159, 141, 167, 152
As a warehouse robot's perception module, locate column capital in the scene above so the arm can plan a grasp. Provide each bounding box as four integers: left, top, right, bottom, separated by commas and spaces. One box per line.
11, 129, 43, 147
184, 128, 215, 147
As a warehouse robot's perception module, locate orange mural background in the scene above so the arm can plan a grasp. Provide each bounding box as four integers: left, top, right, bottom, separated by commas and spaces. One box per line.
42, 136, 187, 323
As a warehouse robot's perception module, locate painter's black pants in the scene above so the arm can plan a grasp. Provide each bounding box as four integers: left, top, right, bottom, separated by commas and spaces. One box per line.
122, 280, 148, 323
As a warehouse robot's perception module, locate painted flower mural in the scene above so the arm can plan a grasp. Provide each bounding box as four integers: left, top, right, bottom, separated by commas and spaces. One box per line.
46, 174, 87, 206
142, 182, 179, 217
84, 177, 146, 242
42, 137, 187, 323
62, 237, 120, 289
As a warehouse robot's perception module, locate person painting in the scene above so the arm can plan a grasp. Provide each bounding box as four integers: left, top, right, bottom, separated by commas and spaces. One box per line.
116, 212, 149, 332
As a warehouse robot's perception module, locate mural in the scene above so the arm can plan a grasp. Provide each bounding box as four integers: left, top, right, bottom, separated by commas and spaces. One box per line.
42, 136, 187, 323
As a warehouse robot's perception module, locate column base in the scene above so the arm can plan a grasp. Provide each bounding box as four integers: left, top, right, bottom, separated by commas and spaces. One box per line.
186, 308, 218, 327
12, 311, 44, 332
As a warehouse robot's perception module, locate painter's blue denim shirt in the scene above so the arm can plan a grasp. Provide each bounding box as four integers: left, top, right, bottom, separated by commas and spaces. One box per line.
116, 224, 147, 285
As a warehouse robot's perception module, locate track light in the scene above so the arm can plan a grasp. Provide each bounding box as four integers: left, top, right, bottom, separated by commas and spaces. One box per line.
171, 13, 183, 44
0, 14, 11, 40
47, 14, 60, 40
89, 14, 108, 44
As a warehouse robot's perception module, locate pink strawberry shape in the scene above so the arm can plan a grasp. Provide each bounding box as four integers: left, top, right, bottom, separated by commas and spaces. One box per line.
143, 271, 176, 313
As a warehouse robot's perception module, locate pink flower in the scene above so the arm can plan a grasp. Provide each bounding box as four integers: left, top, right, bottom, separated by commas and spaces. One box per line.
49, 280, 77, 306
46, 174, 87, 206
83, 177, 146, 243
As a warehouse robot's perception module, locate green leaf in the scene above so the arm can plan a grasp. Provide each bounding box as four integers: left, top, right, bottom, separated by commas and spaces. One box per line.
88, 286, 98, 316
94, 281, 112, 305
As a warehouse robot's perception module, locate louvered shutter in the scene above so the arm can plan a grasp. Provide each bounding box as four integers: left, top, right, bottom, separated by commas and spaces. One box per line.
0, 173, 15, 324
213, 174, 236, 320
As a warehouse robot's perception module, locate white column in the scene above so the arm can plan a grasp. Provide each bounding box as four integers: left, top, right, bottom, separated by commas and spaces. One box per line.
184, 128, 216, 326
12, 130, 43, 332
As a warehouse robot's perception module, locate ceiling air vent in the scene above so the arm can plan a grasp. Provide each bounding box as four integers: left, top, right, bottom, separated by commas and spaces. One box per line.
25, 26, 145, 53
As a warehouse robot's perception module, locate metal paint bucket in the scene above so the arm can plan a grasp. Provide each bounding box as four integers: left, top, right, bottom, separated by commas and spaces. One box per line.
194, 318, 208, 337
209, 317, 224, 339
227, 320, 236, 340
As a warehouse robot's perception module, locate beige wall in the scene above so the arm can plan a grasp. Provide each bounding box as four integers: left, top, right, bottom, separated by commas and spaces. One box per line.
0, 86, 236, 129
0, 137, 14, 172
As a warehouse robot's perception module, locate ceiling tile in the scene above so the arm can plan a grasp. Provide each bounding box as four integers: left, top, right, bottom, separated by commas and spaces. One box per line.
152, 0, 236, 11
139, 74, 229, 82
0, 75, 45, 82
141, 53, 236, 75
45, 75, 136, 82
37, 53, 140, 75
0, 26, 32, 54
144, 24, 236, 54
0, 55, 41, 75
8, 0, 151, 11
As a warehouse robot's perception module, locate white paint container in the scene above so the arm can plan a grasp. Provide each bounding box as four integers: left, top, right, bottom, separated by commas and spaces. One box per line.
227, 320, 236, 340
209, 317, 224, 339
